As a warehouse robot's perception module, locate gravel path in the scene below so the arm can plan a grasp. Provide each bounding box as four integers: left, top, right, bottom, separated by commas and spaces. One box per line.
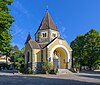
0, 72, 100, 85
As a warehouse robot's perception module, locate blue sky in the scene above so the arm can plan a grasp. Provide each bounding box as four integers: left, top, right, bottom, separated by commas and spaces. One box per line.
10, 0, 100, 49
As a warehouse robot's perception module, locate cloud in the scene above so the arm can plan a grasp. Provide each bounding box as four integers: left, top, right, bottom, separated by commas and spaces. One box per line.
11, 24, 26, 49
13, 1, 30, 17
60, 26, 67, 39
12, 23, 27, 40
12, 24, 22, 36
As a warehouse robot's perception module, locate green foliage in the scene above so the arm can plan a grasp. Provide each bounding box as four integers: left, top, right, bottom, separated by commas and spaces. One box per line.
20, 68, 33, 74
10, 46, 24, 70
0, 63, 9, 70
42, 62, 53, 74
71, 29, 100, 70
49, 68, 58, 74
93, 60, 100, 68
84, 29, 100, 70
42, 62, 58, 74
0, 0, 14, 53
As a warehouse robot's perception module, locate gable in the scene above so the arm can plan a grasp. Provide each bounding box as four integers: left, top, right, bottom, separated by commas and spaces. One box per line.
24, 43, 32, 55
47, 38, 72, 52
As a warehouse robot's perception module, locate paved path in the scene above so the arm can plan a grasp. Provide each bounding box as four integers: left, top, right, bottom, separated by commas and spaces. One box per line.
0, 72, 100, 85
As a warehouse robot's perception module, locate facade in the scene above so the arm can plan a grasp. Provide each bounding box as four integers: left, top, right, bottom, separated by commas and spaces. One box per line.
24, 10, 72, 73
0, 54, 11, 65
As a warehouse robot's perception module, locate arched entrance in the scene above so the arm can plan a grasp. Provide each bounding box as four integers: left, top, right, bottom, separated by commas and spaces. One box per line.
50, 45, 70, 69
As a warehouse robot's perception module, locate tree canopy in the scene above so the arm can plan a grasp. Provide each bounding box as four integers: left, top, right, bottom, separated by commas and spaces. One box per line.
0, 0, 14, 53
70, 29, 100, 70
10, 45, 24, 69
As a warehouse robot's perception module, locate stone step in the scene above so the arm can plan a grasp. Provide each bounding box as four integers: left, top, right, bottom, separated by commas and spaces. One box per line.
57, 69, 72, 74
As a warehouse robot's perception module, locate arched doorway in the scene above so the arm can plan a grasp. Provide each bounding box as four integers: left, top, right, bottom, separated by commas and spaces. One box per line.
50, 45, 70, 69
53, 48, 68, 69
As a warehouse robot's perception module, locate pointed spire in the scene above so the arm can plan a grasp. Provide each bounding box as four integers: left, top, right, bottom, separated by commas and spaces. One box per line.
35, 8, 58, 34
25, 33, 32, 44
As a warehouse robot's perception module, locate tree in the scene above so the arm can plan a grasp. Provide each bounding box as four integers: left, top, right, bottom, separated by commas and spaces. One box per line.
10, 46, 24, 69
84, 29, 100, 70
71, 29, 100, 70
70, 35, 86, 70
0, 0, 14, 54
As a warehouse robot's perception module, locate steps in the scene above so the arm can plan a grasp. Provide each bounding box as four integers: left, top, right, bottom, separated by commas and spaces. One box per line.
57, 69, 73, 74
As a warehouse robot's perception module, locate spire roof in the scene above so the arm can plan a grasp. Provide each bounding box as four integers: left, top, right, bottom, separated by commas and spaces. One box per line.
36, 10, 58, 34
25, 33, 32, 44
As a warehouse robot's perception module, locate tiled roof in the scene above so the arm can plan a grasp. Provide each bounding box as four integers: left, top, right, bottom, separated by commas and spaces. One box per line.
29, 40, 40, 49
28, 37, 65, 49
25, 33, 32, 44
39, 44, 47, 49
35, 10, 58, 34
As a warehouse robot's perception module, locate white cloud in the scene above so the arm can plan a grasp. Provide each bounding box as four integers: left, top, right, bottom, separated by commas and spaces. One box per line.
13, 1, 30, 17
12, 24, 22, 36
60, 26, 67, 39
11, 24, 26, 49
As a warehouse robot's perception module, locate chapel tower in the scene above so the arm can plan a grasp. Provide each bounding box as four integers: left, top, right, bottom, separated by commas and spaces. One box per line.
35, 10, 60, 43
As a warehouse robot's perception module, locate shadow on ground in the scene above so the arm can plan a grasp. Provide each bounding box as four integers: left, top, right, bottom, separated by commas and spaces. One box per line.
0, 75, 99, 85
78, 74, 100, 79
78, 71, 100, 79
80, 71, 100, 74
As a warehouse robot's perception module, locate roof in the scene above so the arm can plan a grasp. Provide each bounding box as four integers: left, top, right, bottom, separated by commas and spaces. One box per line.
28, 37, 65, 49
28, 40, 40, 49
39, 44, 47, 49
35, 10, 58, 34
25, 33, 32, 44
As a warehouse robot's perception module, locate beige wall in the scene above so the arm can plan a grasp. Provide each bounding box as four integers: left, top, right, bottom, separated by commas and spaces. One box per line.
24, 43, 32, 64
47, 38, 72, 69
42, 48, 47, 62
33, 49, 41, 62
49, 29, 60, 41
24, 38, 72, 70
35, 29, 60, 43
48, 39, 71, 54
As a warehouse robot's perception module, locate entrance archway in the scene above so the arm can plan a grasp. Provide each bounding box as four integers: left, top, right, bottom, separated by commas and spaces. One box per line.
50, 45, 70, 69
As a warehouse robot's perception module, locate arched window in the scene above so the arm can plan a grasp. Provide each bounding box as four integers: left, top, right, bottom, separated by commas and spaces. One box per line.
42, 32, 46, 37
27, 52, 30, 63
45, 33, 46, 37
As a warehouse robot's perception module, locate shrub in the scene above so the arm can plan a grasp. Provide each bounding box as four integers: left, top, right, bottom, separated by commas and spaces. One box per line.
20, 67, 33, 74
49, 68, 58, 74
0, 63, 9, 70
42, 62, 53, 74
28, 67, 33, 74
42, 62, 58, 74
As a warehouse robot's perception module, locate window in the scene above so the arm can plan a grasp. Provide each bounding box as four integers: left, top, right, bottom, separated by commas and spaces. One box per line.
52, 33, 56, 37
27, 52, 30, 63
42, 32, 46, 37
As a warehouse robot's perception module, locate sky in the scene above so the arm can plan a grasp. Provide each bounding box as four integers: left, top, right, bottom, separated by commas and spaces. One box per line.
10, 0, 100, 49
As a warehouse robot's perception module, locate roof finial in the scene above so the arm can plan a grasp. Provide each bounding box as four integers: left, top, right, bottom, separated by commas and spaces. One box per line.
46, 5, 48, 12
